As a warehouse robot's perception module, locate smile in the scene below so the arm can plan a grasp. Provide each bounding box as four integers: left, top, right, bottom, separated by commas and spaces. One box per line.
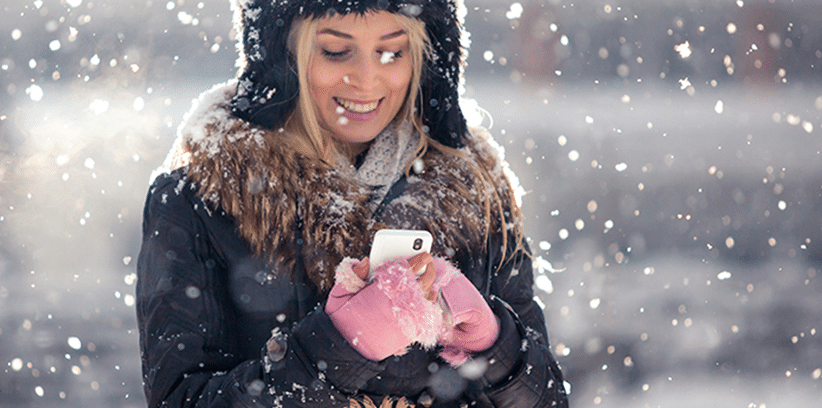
334, 97, 381, 114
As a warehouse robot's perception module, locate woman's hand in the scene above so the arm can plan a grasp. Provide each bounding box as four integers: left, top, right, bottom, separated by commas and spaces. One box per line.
351, 253, 437, 302
325, 254, 443, 361
406, 253, 438, 302
430, 258, 500, 366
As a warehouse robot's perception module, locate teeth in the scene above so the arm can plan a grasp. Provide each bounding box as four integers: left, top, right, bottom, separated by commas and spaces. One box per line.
335, 98, 379, 114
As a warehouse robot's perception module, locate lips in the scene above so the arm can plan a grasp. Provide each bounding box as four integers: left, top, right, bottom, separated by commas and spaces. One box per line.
334, 97, 381, 114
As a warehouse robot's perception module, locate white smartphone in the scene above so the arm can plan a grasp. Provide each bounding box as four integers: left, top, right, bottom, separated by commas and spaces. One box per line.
369, 229, 433, 273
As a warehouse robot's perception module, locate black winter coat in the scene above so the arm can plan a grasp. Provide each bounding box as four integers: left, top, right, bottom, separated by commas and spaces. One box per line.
137, 172, 567, 408
136, 85, 568, 408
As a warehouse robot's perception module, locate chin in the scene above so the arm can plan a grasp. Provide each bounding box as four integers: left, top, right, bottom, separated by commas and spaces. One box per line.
334, 127, 381, 145
326, 117, 393, 146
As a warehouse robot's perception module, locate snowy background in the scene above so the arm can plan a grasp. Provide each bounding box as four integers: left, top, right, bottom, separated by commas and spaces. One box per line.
1, 0, 821, 406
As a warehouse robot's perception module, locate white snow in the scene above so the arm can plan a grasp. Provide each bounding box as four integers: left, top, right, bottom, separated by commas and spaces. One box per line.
67, 336, 82, 350
458, 359, 488, 380
589, 298, 601, 309
90, 99, 110, 115
380, 51, 396, 64
124, 272, 136, 285
178, 12, 195, 25
536, 275, 554, 294
506, 3, 524, 20
714, 100, 724, 114
567, 150, 580, 162
26, 84, 44, 101
11, 358, 24, 371
133, 97, 145, 111
483, 50, 494, 62
412, 159, 424, 174
674, 41, 692, 59
3, 3, 821, 407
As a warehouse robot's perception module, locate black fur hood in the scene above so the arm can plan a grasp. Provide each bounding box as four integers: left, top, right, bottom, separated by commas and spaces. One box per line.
228, 0, 470, 148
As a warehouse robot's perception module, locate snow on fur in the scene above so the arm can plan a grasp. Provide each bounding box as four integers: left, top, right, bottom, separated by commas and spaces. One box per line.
371, 260, 443, 349
466, 126, 526, 208
333, 257, 368, 294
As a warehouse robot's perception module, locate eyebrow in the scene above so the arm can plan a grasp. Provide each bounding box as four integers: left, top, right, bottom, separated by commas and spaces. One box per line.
317, 28, 407, 41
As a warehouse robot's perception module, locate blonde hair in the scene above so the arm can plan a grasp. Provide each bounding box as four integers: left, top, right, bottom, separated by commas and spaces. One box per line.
284, 12, 431, 163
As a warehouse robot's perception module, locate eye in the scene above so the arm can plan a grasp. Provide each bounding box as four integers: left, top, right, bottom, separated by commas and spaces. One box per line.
378, 50, 404, 63
321, 49, 350, 61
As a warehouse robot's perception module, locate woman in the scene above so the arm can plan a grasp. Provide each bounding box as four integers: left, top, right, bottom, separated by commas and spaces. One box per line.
136, 0, 569, 407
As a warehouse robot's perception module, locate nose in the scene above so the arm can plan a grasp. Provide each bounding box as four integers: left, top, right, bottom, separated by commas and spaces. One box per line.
347, 53, 379, 91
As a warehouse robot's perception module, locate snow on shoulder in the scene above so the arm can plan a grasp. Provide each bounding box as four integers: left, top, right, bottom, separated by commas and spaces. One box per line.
465, 125, 526, 208
149, 80, 265, 185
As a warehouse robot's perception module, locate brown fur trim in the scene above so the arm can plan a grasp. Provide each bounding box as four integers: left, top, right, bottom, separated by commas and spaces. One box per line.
167, 83, 520, 291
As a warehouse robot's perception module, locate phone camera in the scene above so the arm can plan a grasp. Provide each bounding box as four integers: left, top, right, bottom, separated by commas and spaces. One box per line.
413, 238, 423, 250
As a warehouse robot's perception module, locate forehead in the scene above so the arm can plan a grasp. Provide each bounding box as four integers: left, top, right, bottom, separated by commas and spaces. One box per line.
315, 11, 405, 37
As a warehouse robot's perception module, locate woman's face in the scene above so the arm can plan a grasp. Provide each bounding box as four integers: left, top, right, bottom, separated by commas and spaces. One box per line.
309, 11, 413, 154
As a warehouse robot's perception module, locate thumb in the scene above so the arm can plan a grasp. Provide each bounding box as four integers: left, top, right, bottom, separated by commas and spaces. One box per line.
353, 257, 370, 280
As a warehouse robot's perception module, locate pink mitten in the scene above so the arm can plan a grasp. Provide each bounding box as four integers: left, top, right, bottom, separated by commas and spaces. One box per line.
326, 258, 442, 361
432, 258, 500, 366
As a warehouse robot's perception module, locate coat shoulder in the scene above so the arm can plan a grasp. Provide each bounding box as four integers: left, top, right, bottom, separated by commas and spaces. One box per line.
146, 169, 195, 204
142, 168, 203, 226
463, 126, 525, 208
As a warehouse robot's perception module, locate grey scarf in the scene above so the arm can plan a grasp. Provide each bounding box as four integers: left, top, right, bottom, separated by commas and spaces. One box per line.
338, 119, 421, 212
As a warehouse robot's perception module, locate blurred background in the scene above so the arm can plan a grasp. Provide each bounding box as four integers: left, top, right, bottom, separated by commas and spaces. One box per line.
1, 0, 820, 406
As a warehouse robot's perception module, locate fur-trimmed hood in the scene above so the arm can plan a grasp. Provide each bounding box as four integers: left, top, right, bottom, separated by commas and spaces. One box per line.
228, 0, 471, 149
157, 81, 522, 291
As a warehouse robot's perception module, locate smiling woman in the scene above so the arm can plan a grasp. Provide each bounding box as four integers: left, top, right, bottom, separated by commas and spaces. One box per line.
136, 1, 568, 407
290, 11, 424, 159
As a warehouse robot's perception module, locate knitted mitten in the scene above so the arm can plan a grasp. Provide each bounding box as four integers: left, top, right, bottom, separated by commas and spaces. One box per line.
431, 257, 500, 366
326, 258, 443, 361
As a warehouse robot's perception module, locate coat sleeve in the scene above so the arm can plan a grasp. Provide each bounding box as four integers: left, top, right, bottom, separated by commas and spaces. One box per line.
469, 233, 570, 408
136, 173, 386, 408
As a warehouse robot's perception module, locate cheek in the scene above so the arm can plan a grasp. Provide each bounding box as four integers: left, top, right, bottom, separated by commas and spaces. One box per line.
309, 61, 337, 101
388, 64, 413, 94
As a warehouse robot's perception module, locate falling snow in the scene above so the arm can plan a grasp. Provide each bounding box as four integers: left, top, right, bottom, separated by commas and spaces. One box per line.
25, 84, 44, 101
380, 51, 396, 64
1, 1, 821, 407
674, 41, 692, 59
506, 3, 524, 20
714, 100, 725, 114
